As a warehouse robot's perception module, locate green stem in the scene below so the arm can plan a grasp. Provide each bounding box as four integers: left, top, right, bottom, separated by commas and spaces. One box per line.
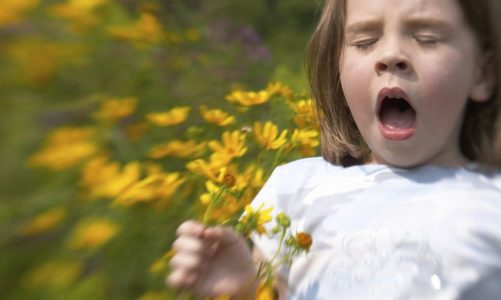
271, 254, 291, 270
255, 261, 265, 280
255, 150, 266, 169
202, 187, 227, 225
270, 145, 284, 174
202, 202, 213, 225
270, 228, 286, 264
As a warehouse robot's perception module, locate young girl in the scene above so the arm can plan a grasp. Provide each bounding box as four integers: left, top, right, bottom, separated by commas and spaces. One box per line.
167, 0, 501, 298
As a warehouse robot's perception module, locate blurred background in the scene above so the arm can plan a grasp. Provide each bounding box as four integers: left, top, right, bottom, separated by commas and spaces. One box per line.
0, 0, 320, 299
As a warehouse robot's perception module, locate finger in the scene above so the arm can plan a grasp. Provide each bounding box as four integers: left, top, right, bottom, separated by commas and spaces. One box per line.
172, 236, 214, 257
169, 252, 206, 272
176, 220, 205, 238
166, 269, 198, 290
203, 226, 242, 247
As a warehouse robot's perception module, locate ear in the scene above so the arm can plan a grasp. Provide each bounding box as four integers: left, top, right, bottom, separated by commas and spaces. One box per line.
469, 50, 496, 103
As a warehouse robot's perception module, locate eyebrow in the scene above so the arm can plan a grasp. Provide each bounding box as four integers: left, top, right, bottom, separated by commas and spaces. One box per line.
345, 17, 453, 34
404, 17, 453, 32
345, 19, 381, 34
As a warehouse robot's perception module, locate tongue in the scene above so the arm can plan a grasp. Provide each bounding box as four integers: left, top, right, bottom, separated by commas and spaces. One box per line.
380, 106, 416, 129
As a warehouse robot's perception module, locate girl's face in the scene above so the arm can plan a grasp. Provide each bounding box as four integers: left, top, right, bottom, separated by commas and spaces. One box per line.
340, 0, 492, 167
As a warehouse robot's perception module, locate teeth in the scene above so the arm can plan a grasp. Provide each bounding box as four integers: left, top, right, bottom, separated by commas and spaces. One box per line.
385, 95, 403, 100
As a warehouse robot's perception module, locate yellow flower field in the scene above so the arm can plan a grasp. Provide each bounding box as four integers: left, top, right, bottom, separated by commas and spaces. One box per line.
1, 1, 319, 299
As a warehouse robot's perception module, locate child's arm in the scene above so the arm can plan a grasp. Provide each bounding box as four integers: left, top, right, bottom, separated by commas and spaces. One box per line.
166, 220, 258, 298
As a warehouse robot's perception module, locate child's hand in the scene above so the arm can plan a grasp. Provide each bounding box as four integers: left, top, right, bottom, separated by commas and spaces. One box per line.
166, 220, 258, 298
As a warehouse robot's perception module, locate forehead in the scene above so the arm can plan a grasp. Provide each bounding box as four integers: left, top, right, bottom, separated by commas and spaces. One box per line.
345, 0, 465, 24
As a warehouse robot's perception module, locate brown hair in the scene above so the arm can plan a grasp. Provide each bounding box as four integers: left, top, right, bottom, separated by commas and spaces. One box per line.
307, 0, 501, 167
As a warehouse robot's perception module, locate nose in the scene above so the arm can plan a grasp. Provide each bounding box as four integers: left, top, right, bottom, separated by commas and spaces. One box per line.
375, 39, 412, 74
375, 59, 409, 73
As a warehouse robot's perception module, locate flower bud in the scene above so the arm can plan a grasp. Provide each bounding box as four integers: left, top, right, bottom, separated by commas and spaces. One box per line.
271, 226, 280, 234
276, 212, 291, 228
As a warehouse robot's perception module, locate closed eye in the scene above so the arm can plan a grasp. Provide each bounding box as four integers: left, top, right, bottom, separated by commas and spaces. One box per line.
414, 35, 441, 47
352, 38, 378, 51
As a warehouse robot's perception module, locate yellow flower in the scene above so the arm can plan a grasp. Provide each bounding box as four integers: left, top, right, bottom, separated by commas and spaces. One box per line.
240, 164, 265, 190
217, 165, 262, 192
93, 97, 137, 123
214, 166, 237, 188
114, 172, 185, 207
48, 0, 107, 30
192, 164, 256, 193
21, 260, 81, 288
186, 158, 226, 182
196, 167, 237, 198
48, 126, 94, 143
253, 121, 288, 150
202, 190, 242, 224
237, 188, 257, 208
148, 140, 206, 159
252, 167, 265, 189
67, 218, 119, 250
198, 168, 244, 216
290, 99, 318, 129
51, 0, 106, 12
199, 105, 235, 126
0, 0, 38, 27
238, 204, 273, 236
289, 129, 320, 156
226, 90, 271, 106
290, 129, 319, 146
266, 81, 294, 100
17, 207, 67, 236
147, 106, 190, 127
256, 283, 275, 300
28, 126, 98, 170
80, 156, 141, 199
208, 130, 247, 163
199, 180, 221, 205
7, 39, 86, 85
108, 12, 165, 47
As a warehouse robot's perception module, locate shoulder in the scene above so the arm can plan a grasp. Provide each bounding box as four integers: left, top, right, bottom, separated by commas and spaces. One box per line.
274, 156, 339, 175
460, 167, 501, 194
270, 157, 342, 189
491, 173, 501, 190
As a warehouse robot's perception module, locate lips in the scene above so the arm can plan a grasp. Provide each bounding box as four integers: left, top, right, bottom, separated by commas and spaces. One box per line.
377, 87, 416, 140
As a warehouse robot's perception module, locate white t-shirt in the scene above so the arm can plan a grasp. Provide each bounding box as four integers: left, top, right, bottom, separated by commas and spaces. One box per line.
250, 157, 501, 300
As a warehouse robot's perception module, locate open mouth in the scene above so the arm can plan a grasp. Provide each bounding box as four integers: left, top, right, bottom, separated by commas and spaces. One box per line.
379, 97, 416, 129
377, 88, 416, 140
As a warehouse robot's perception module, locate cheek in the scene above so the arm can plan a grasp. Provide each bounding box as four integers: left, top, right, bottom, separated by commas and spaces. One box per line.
418, 51, 475, 114
340, 54, 373, 117
340, 53, 371, 88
